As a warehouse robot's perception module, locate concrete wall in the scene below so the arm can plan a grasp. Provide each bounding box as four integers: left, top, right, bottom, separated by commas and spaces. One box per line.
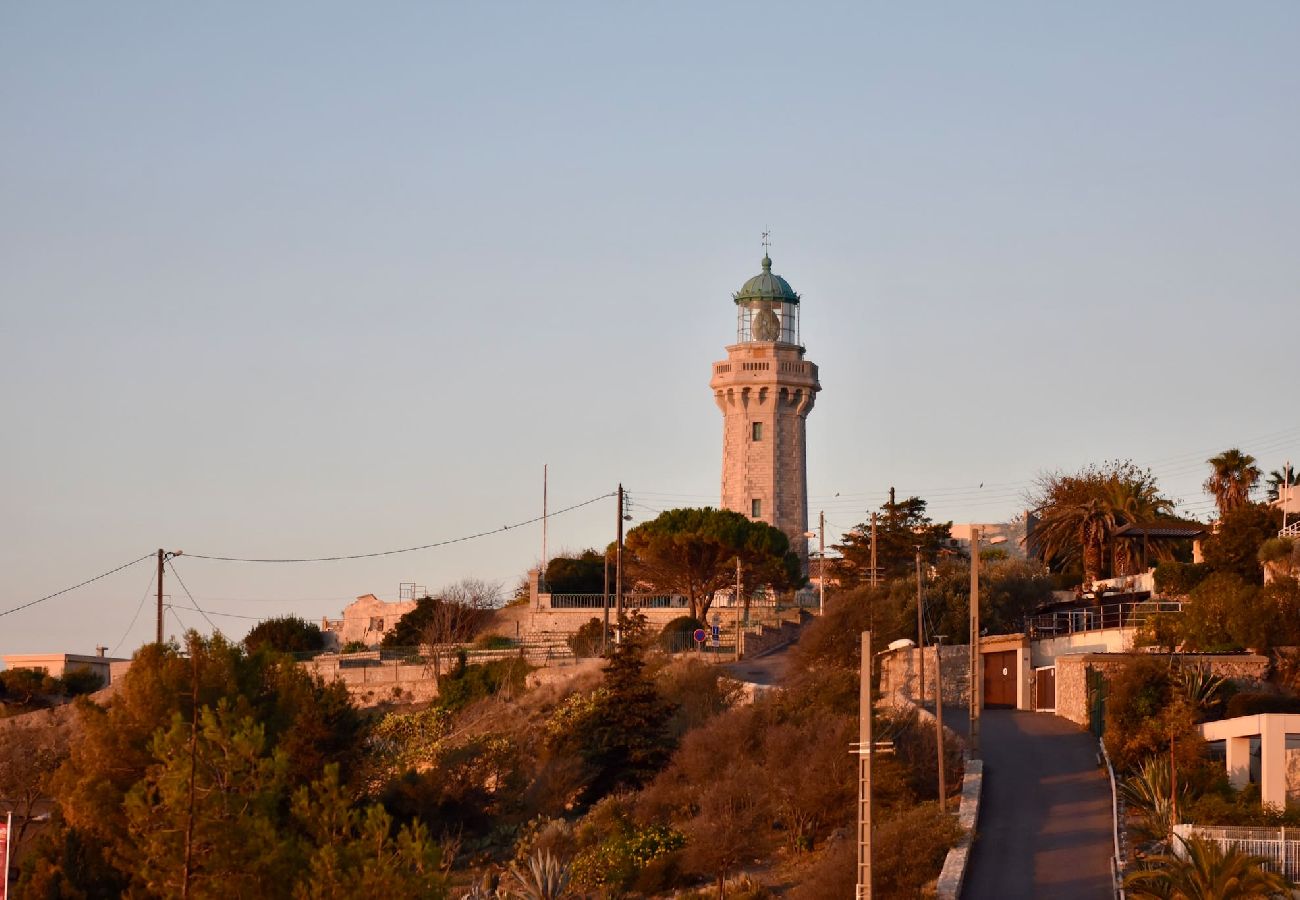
1031, 628, 1134, 667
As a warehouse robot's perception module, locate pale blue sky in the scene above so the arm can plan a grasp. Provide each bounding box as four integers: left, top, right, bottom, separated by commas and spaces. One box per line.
3, 3, 1297, 659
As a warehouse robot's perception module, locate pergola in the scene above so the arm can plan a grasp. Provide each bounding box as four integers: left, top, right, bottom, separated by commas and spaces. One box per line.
1113, 522, 1210, 571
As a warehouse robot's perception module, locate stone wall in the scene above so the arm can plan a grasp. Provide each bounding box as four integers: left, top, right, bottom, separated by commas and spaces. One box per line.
879, 645, 971, 708
1053, 652, 1271, 728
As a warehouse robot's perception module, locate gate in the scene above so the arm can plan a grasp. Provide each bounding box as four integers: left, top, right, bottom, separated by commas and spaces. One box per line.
983, 650, 1017, 708
1034, 666, 1056, 711
1087, 665, 1107, 738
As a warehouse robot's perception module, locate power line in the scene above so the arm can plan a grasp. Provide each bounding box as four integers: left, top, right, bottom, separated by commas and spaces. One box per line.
168, 560, 221, 636
111, 566, 158, 657
167, 603, 262, 622
185, 492, 615, 563
0, 553, 155, 619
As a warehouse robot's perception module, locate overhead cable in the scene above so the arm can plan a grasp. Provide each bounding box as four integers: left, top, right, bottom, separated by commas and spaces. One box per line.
185, 492, 615, 563
0, 553, 155, 619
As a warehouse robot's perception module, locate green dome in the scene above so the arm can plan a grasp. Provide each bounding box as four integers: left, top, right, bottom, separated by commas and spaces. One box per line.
733, 255, 800, 305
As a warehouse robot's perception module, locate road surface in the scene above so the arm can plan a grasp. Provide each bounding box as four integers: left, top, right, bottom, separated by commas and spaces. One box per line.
961, 710, 1115, 899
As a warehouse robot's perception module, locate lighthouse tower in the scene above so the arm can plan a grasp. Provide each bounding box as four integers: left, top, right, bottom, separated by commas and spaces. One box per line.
709, 249, 821, 564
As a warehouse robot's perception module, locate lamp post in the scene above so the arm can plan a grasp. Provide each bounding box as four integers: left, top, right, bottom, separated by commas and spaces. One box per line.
804, 511, 826, 614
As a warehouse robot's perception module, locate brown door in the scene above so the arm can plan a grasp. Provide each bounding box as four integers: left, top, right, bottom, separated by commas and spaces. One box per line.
1035, 667, 1056, 711
983, 651, 1017, 708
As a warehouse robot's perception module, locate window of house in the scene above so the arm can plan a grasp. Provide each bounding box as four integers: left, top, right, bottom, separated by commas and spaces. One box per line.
751, 421, 763, 441
751, 498, 762, 518
369, 617, 384, 631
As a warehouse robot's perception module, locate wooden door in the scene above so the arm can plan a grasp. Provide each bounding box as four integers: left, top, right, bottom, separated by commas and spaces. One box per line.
1035, 667, 1056, 711
983, 650, 1017, 708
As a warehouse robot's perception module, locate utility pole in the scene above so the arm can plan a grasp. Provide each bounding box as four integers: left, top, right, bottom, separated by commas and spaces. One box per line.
915, 545, 925, 708
541, 464, 548, 591
935, 634, 948, 812
970, 527, 982, 756
1285, 460, 1293, 532
602, 552, 610, 656
869, 513, 879, 588
735, 556, 743, 662
818, 510, 826, 614
157, 548, 166, 645
856, 630, 873, 900
615, 484, 625, 634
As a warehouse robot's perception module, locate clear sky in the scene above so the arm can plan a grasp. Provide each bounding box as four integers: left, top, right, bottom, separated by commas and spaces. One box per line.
2, 2, 1297, 660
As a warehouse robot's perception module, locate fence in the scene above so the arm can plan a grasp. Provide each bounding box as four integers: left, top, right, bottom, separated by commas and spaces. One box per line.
1170, 824, 1300, 881
1025, 601, 1184, 640
544, 593, 688, 610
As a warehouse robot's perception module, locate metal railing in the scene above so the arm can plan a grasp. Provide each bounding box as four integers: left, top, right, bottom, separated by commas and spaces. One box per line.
543, 593, 688, 610
1025, 600, 1184, 640
1171, 824, 1300, 881
1282, 522, 1300, 538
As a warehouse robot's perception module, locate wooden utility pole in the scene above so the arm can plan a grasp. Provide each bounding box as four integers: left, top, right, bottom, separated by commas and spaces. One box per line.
734, 556, 743, 662
818, 510, 826, 614
970, 527, 982, 756
602, 552, 610, 656
915, 546, 925, 707
615, 484, 625, 632
935, 634, 948, 812
869, 513, 879, 587
541, 464, 548, 591
856, 630, 873, 900
156, 548, 166, 645
181, 639, 199, 899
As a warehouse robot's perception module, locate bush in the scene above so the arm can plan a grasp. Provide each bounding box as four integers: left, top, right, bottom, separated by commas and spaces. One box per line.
437, 658, 532, 711
567, 618, 610, 658
242, 615, 325, 655
474, 633, 516, 650
60, 668, 104, 696
658, 616, 704, 653
1155, 561, 1212, 596
340, 640, 369, 654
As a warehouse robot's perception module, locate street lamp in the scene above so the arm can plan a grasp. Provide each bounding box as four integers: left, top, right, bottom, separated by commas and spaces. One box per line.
969, 527, 1008, 757
804, 510, 826, 614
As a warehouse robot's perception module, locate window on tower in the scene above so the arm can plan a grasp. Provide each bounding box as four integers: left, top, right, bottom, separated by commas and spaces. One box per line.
751, 422, 763, 441
751, 498, 762, 518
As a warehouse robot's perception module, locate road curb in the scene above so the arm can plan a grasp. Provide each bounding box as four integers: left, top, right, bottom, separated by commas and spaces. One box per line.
936, 754, 983, 900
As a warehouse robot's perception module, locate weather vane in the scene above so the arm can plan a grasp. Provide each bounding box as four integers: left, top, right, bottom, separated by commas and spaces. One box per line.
761, 228, 771, 255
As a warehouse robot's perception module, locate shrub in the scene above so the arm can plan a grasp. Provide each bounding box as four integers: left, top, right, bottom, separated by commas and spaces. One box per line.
242, 615, 325, 655
474, 633, 516, 650
566, 618, 609, 658
437, 658, 532, 711
340, 640, 369, 654
658, 616, 704, 653
656, 659, 742, 739
1155, 561, 1212, 596
60, 668, 104, 696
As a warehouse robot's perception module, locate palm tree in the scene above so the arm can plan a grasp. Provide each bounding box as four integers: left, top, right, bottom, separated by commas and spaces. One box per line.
1204, 449, 1262, 518
1265, 467, 1296, 504
1029, 462, 1177, 583
1124, 833, 1291, 898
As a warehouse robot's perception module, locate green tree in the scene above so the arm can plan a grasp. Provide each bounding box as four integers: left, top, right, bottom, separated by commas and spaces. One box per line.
32, 636, 362, 893
832, 494, 953, 587
544, 549, 608, 594
1125, 833, 1291, 899
1265, 467, 1298, 503
623, 508, 800, 621
243, 615, 325, 655
1203, 503, 1284, 584
1204, 448, 1262, 519
1029, 461, 1177, 583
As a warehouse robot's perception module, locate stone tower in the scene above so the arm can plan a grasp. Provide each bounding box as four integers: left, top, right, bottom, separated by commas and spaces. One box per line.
710, 253, 821, 564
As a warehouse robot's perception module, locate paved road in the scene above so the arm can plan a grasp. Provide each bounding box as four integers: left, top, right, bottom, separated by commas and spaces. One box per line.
961, 710, 1114, 899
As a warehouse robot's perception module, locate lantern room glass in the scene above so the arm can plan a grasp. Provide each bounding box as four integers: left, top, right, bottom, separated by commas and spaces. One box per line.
736, 299, 800, 345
